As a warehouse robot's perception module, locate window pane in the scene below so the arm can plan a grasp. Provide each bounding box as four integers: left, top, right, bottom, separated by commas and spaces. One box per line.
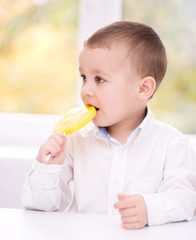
0, 0, 78, 114
123, 0, 196, 133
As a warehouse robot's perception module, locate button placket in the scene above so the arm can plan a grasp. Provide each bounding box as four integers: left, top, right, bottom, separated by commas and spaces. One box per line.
107, 146, 128, 214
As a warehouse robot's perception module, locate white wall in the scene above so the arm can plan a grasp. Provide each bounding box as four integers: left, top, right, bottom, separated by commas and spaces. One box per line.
0, 112, 59, 208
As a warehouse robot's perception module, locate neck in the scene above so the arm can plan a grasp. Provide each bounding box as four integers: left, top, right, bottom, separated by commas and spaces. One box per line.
106, 108, 147, 145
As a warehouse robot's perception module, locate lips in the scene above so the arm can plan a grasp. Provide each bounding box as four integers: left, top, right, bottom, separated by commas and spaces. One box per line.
85, 103, 99, 112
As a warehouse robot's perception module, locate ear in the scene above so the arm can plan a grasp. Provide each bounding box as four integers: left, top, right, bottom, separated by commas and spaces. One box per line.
137, 76, 156, 100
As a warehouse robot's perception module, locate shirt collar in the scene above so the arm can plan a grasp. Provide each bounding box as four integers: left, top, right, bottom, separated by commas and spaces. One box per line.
98, 127, 111, 140
80, 106, 155, 146
97, 106, 152, 141
138, 106, 153, 130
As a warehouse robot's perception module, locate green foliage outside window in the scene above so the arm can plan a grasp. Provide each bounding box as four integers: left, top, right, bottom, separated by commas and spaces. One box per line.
0, 0, 78, 114
124, 0, 196, 133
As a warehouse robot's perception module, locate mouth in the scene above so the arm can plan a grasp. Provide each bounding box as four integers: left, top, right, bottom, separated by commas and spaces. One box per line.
86, 104, 99, 113
87, 104, 99, 111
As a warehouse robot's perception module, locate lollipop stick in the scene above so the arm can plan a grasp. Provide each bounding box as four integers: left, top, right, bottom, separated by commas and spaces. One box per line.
45, 154, 51, 162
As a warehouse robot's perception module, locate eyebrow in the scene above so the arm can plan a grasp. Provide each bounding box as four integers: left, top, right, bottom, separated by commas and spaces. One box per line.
79, 67, 111, 77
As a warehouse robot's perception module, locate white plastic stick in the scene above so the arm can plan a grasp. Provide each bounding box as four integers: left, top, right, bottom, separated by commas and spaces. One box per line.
45, 153, 51, 162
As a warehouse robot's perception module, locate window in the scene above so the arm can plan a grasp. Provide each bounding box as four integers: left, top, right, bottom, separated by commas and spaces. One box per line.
0, 0, 78, 114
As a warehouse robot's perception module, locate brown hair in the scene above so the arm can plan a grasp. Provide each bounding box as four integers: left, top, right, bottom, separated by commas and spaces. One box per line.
84, 21, 167, 90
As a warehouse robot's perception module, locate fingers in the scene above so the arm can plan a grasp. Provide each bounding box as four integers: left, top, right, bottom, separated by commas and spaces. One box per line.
120, 211, 147, 230
47, 133, 64, 156
122, 222, 143, 230
48, 132, 65, 146
37, 132, 67, 164
121, 216, 138, 224
114, 194, 148, 230
114, 194, 137, 210
121, 216, 142, 229
118, 207, 137, 217
120, 209, 147, 230
46, 132, 65, 157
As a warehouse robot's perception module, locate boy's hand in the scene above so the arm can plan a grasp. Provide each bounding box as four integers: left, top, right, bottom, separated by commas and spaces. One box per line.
114, 194, 148, 230
37, 132, 67, 165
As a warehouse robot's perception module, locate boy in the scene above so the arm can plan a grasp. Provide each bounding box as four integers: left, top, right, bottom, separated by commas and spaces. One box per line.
22, 21, 196, 230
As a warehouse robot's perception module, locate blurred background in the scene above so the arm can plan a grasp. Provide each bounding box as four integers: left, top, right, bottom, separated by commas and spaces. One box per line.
0, 0, 196, 133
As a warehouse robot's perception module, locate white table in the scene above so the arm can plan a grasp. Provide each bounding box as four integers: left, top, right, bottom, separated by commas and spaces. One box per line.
0, 208, 196, 240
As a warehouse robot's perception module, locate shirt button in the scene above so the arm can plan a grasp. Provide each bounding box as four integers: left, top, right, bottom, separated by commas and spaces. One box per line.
113, 178, 119, 185
117, 149, 123, 155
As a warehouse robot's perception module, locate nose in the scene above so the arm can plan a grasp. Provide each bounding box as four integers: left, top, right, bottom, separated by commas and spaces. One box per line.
80, 80, 94, 99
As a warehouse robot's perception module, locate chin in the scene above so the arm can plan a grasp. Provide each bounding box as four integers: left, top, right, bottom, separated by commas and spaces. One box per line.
92, 120, 109, 129
92, 119, 104, 127
92, 119, 99, 126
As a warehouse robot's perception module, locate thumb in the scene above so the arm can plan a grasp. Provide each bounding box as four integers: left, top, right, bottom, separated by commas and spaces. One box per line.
117, 194, 128, 201
113, 194, 128, 209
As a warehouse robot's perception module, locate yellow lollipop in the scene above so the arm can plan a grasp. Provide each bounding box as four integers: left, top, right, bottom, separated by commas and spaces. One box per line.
53, 105, 96, 135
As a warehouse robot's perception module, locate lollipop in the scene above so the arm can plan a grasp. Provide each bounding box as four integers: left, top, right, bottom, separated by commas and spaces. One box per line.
45, 105, 96, 162
53, 105, 96, 134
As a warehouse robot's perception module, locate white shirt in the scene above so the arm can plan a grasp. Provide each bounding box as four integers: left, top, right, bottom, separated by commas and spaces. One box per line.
22, 107, 196, 226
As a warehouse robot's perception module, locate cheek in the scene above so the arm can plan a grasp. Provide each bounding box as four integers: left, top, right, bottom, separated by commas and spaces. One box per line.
99, 92, 115, 109
111, 90, 136, 115
80, 90, 82, 99
80, 88, 86, 102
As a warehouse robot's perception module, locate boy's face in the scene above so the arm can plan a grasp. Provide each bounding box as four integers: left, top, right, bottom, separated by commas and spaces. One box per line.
79, 46, 143, 129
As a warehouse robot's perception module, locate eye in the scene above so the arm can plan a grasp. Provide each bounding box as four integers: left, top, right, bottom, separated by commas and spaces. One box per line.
95, 76, 105, 84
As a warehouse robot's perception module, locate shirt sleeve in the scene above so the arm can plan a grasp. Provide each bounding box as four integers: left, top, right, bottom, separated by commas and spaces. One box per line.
142, 136, 196, 226
22, 154, 73, 211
